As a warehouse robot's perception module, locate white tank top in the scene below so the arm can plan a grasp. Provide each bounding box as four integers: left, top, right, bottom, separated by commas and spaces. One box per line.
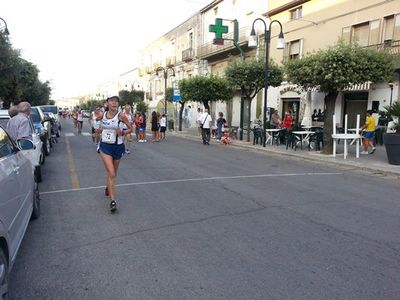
101, 112, 124, 144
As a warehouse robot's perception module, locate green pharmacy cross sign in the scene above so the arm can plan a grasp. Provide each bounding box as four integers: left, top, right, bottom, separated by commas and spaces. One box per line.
209, 18, 229, 45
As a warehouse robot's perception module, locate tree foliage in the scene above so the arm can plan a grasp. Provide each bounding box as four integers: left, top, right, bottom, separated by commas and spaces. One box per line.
118, 89, 145, 107
225, 58, 283, 141
179, 75, 233, 110
285, 41, 394, 153
0, 32, 52, 108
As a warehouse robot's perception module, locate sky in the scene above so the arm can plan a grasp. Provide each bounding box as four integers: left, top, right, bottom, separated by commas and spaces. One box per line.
2, 0, 211, 99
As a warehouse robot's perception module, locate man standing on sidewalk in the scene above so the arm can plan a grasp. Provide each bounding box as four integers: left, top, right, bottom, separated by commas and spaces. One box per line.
360, 109, 376, 154
200, 108, 212, 145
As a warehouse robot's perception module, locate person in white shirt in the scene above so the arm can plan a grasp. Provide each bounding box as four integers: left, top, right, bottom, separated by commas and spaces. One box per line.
200, 108, 212, 145
159, 114, 167, 140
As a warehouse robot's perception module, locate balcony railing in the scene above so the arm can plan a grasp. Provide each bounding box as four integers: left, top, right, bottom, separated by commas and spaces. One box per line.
182, 48, 194, 61
198, 26, 249, 58
364, 40, 400, 55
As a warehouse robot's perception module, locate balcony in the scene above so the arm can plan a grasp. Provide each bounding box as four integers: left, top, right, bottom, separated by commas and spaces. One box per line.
198, 26, 249, 59
165, 56, 176, 67
182, 48, 194, 61
364, 40, 400, 55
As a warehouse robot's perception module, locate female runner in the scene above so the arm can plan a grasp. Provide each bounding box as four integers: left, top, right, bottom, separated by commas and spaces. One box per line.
95, 96, 132, 212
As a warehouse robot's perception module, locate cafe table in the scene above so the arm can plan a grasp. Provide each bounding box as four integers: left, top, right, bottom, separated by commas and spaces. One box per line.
265, 128, 284, 145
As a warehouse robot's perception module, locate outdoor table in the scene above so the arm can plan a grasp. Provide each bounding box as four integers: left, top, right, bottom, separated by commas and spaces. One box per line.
292, 131, 314, 149
301, 125, 323, 131
331, 133, 363, 159
265, 128, 283, 145
347, 128, 364, 145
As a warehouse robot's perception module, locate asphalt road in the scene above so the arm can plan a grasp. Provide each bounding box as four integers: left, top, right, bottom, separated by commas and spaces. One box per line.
9, 118, 400, 300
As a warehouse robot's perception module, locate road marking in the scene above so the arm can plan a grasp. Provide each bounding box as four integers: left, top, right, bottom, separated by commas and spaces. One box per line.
81, 132, 91, 136
65, 137, 80, 189
65, 133, 75, 137
41, 172, 342, 195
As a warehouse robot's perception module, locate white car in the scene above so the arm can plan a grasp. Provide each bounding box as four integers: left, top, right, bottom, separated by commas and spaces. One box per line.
0, 125, 40, 299
0, 110, 44, 182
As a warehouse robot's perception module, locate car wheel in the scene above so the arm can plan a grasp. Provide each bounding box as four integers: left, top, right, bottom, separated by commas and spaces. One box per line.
31, 182, 40, 220
43, 138, 51, 156
0, 248, 9, 300
35, 165, 42, 183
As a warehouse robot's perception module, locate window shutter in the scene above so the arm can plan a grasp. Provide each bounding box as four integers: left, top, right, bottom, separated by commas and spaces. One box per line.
342, 27, 351, 44
394, 14, 400, 41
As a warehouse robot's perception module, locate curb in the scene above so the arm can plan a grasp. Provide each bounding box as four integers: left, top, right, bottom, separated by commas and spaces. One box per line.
170, 131, 400, 178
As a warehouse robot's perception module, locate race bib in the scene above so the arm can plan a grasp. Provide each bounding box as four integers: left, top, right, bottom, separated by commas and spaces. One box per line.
101, 129, 116, 144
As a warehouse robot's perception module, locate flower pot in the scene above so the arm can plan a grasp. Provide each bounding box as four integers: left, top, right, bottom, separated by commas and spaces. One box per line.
383, 133, 400, 165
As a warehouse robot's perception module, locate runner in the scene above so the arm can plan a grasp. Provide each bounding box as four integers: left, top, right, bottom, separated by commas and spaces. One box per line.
89, 107, 101, 148
123, 104, 134, 153
76, 108, 84, 134
94, 96, 132, 212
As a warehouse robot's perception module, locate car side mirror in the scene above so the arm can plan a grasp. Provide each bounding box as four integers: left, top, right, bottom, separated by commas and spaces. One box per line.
17, 139, 35, 150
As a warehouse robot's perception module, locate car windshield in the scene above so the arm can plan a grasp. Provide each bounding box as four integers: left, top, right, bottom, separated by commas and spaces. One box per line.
40, 106, 58, 114
30, 109, 41, 123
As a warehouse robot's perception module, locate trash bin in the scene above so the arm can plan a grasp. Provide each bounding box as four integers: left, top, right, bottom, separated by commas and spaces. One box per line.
168, 120, 174, 130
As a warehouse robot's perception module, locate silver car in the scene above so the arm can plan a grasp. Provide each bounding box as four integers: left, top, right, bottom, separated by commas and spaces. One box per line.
0, 125, 40, 299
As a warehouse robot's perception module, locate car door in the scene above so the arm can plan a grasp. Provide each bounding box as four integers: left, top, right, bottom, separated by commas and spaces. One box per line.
20, 119, 41, 167
0, 127, 32, 258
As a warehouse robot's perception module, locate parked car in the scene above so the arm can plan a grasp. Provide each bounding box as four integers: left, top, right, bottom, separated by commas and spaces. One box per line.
0, 126, 40, 299
30, 106, 52, 156
0, 110, 44, 182
39, 105, 61, 131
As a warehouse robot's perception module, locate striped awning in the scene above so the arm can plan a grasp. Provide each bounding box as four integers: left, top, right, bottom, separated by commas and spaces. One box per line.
344, 82, 371, 91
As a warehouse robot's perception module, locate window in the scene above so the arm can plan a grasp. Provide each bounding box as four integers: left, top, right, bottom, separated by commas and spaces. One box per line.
352, 22, 369, 46
188, 31, 193, 50
290, 6, 302, 20
0, 128, 14, 158
384, 14, 400, 42
284, 39, 303, 60
369, 20, 380, 45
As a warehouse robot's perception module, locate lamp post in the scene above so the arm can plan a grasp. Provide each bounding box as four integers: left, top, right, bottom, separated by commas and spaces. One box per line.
249, 18, 284, 147
0, 17, 10, 35
388, 81, 394, 106
156, 66, 175, 123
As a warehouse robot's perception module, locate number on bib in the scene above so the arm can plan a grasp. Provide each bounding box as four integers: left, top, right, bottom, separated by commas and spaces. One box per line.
102, 129, 116, 143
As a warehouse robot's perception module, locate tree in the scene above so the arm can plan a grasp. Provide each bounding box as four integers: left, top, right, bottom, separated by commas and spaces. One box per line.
285, 41, 393, 153
118, 89, 145, 108
225, 58, 283, 142
0, 31, 52, 108
179, 75, 233, 128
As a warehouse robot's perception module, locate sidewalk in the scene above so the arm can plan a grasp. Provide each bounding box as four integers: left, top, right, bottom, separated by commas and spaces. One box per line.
170, 127, 400, 177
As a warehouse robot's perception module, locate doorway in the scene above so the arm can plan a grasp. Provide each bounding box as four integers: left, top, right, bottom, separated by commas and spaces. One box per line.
282, 98, 300, 124
343, 92, 368, 128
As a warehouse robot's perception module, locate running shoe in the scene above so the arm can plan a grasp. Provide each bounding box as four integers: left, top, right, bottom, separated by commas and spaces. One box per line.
125, 149, 130, 154
110, 200, 117, 212
369, 147, 376, 154
360, 151, 369, 155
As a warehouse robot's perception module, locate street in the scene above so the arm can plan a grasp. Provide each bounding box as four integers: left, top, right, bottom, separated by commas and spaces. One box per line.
9, 118, 400, 300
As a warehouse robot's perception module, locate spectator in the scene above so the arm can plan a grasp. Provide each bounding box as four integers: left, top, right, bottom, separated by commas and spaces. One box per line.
271, 110, 281, 128
216, 112, 226, 140
199, 108, 212, 145
281, 111, 294, 130
196, 107, 203, 136
360, 109, 376, 154
6, 101, 32, 141
8, 106, 18, 118
311, 109, 319, 122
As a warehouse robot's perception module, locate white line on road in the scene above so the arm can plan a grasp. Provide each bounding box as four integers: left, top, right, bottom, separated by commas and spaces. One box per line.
81, 132, 91, 136
41, 172, 342, 195
65, 133, 75, 137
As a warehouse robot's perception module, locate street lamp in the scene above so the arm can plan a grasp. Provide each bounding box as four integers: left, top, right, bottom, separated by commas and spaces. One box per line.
156, 66, 175, 121
0, 17, 10, 35
249, 18, 284, 147
388, 81, 394, 106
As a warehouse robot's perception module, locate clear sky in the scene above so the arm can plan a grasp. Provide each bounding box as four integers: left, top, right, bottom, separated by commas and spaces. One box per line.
2, 0, 211, 99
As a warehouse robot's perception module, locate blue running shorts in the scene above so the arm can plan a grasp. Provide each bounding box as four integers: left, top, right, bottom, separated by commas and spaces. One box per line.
99, 142, 125, 160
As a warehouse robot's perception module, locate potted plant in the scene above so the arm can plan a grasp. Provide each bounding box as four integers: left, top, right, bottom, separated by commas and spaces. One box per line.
383, 101, 400, 165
